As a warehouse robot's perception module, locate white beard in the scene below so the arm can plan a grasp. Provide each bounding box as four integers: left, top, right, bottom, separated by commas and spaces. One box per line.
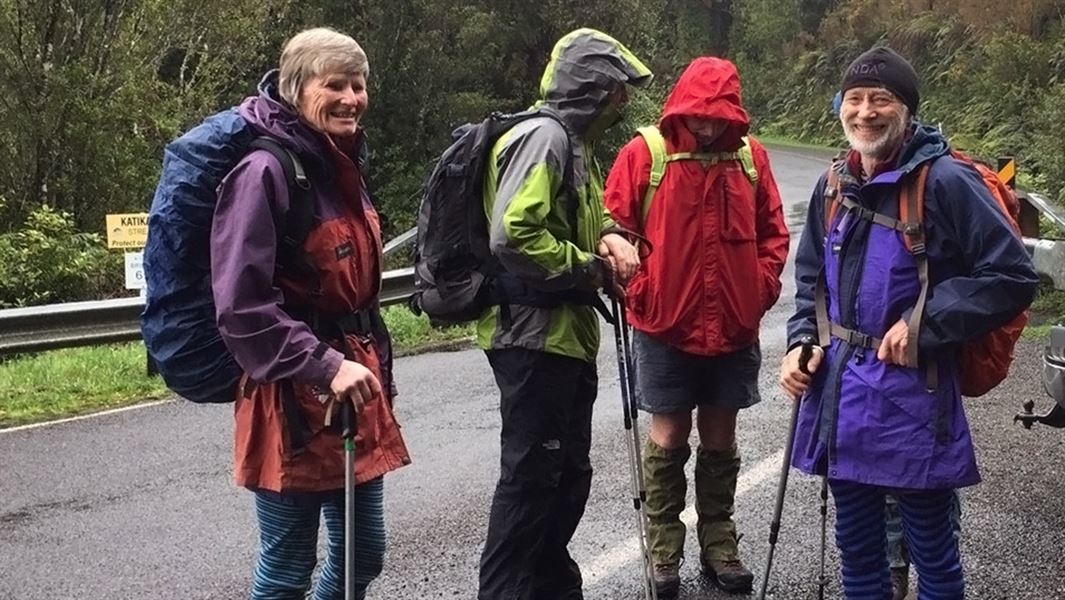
843, 112, 909, 159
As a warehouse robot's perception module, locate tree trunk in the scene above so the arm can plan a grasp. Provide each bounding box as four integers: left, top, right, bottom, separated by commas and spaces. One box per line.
702, 0, 732, 57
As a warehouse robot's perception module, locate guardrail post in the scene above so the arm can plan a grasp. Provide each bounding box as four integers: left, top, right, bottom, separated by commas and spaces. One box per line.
1000, 156, 1041, 238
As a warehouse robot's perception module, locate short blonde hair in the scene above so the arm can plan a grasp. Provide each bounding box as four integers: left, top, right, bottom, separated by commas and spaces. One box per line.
278, 28, 368, 108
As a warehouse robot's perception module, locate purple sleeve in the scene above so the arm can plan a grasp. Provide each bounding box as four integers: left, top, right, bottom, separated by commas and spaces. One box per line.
210, 152, 344, 387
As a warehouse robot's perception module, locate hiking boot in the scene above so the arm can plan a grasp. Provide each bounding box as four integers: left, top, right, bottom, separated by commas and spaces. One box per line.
652, 562, 681, 599
891, 567, 910, 600
702, 558, 754, 594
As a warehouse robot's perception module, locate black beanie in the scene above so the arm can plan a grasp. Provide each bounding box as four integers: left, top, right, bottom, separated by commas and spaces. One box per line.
841, 47, 920, 116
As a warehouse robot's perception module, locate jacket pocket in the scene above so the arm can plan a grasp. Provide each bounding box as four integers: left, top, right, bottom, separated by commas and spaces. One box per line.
719, 173, 756, 241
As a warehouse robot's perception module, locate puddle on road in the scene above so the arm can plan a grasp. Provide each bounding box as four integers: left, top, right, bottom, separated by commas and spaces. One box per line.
787, 201, 809, 233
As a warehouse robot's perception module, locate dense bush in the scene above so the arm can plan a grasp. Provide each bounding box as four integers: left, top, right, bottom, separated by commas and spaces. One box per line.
741, 3, 1065, 195
0, 206, 122, 308
0, 0, 1062, 307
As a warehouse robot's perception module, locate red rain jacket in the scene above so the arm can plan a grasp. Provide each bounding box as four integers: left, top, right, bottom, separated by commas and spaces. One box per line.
604, 57, 789, 356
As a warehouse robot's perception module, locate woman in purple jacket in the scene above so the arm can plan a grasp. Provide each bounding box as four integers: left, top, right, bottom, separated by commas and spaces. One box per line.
211, 28, 409, 599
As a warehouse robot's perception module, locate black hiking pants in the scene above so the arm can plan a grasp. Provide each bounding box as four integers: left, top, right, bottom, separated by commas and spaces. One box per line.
478, 348, 598, 600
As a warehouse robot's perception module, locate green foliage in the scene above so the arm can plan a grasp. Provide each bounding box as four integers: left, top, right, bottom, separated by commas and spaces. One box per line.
0, 342, 170, 428
1030, 282, 1065, 327
735, 1, 1065, 215
0, 0, 1063, 311
0, 0, 285, 232
381, 306, 474, 355
1031, 83, 1065, 204
0, 205, 121, 307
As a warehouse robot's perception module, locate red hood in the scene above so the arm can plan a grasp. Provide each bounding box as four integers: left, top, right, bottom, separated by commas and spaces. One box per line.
659, 57, 750, 152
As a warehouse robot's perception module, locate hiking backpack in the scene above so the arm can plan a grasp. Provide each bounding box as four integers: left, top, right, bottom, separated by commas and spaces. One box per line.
821, 151, 1028, 397
412, 109, 580, 325
635, 126, 758, 224
141, 109, 317, 404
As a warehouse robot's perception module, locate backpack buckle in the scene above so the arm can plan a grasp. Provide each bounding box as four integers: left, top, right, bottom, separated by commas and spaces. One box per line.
903, 224, 926, 254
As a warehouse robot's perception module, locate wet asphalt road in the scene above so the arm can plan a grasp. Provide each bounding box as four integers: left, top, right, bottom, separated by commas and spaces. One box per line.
3, 145, 1064, 599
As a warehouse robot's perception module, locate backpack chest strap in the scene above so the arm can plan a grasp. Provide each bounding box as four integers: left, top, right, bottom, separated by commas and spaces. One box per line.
818, 165, 937, 390
636, 125, 758, 225
666, 150, 742, 163
833, 195, 910, 234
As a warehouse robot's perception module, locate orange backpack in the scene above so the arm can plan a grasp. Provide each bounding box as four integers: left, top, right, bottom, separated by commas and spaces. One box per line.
822, 151, 1028, 397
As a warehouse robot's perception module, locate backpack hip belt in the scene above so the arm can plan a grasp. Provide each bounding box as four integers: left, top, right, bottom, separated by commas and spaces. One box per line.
285, 306, 379, 343
489, 272, 613, 330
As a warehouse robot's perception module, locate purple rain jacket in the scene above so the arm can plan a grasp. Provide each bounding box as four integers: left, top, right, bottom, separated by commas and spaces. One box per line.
786, 123, 1038, 490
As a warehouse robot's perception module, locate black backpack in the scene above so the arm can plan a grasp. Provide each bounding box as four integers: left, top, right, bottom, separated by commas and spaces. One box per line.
411, 109, 581, 325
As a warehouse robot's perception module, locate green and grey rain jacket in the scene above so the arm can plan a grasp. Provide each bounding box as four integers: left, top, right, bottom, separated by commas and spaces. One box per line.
476, 28, 652, 362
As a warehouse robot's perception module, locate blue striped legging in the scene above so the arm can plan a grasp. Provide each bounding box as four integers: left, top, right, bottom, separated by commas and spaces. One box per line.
250, 478, 385, 600
831, 480, 963, 600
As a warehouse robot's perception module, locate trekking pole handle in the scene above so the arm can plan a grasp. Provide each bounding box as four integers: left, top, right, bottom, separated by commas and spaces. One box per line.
798, 340, 815, 376
340, 400, 356, 441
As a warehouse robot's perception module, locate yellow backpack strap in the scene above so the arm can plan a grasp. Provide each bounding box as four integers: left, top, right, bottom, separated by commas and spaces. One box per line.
636, 131, 759, 225
636, 126, 667, 223
737, 136, 758, 185
669, 137, 758, 185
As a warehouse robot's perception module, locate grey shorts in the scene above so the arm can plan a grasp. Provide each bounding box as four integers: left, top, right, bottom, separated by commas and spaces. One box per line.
632, 330, 762, 414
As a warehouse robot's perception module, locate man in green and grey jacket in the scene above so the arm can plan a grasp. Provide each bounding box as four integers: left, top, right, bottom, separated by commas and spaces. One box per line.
476, 28, 652, 599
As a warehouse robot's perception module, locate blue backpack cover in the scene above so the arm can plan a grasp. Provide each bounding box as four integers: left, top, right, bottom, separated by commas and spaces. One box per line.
142, 110, 313, 403
142, 109, 254, 403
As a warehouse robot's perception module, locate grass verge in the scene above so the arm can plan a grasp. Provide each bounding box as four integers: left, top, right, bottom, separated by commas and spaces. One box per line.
0, 344, 171, 428
0, 305, 473, 429
1024, 282, 1065, 339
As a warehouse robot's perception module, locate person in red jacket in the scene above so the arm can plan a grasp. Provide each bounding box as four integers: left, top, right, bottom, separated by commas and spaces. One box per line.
604, 57, 788, 596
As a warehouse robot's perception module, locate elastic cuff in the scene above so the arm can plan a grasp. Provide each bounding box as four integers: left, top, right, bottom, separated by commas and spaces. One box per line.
313, 348, 345, 388
787, 332, 818, 353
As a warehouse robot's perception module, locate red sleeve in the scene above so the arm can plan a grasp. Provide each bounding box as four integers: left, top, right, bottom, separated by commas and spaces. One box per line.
748, 137, 790, 311
604, 136, 654, 234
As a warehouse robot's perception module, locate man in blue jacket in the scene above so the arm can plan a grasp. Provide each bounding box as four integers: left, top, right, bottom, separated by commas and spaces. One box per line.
779, 46, 1037, 599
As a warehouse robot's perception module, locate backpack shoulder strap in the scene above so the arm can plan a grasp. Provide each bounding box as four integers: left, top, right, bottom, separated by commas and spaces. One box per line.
533, 109, 579, 238
736, 137, 758, 185
823, 161, 843, 231
635, 129, 759, 226
636, 125, 667, 224
247, 136, 315, 266
899, 163, 933, 388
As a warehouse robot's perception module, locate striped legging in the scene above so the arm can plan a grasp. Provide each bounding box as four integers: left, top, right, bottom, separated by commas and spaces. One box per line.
831, 480, 964, 600
251, 478, 385, 600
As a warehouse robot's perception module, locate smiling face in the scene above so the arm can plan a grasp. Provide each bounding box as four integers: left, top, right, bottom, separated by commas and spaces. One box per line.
840, 86, 909, 159
297, 70, 368, 140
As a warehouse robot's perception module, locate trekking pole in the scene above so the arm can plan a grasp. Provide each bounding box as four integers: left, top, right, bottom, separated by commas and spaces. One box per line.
816, 477, 829, 599
611, 296, 658, 600
341, 400, 357, 600
756, 342, 814, 600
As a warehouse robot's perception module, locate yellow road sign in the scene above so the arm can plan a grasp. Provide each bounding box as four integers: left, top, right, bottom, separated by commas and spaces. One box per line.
106, 213, 149, 249
997, 159, 1016, 188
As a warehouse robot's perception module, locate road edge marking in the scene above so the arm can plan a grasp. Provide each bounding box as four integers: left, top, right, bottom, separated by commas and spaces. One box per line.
0, 399, 175, 434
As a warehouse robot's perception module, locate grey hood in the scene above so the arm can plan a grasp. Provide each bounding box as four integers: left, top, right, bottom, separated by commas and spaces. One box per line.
533, 28, 652, 137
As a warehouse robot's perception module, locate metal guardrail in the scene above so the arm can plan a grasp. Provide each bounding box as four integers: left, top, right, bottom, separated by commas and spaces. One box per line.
1027, 192, 1065, 232
1026, 238, 1065, 291
3, 207, 1065, 358
0, 225, 420, 358
0, 268, 416, 357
